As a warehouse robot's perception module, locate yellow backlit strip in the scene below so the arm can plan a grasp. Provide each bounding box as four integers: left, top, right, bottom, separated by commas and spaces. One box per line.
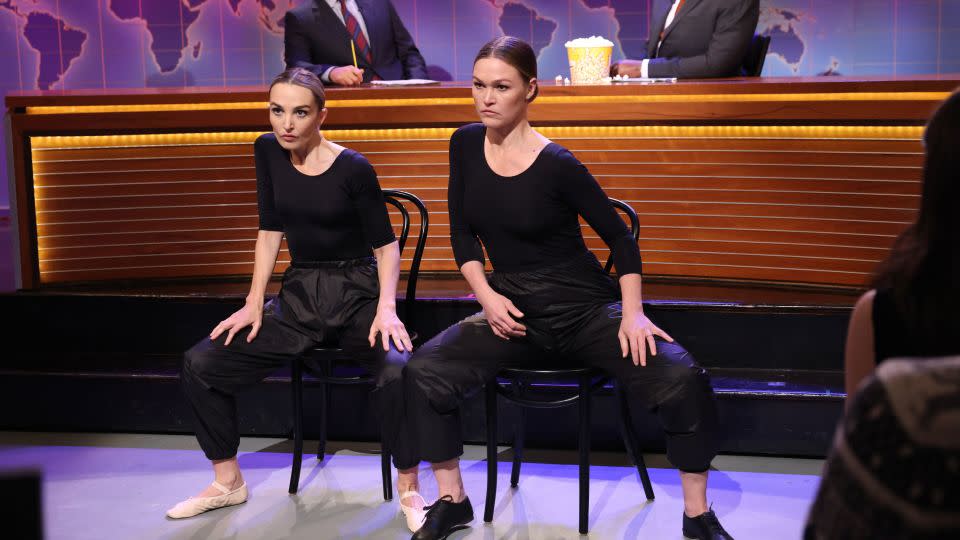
29, 125, 923, 150
31, 132, 264, 149
27, 102, 270, 115
24, 98, 469, 114
537, 125, 924, 139
535, 91, 950, 104
29, 128, 457, 149
23, 91, 952, 115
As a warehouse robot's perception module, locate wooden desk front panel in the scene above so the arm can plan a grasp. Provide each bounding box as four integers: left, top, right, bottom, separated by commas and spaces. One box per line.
31, 125, 921, 286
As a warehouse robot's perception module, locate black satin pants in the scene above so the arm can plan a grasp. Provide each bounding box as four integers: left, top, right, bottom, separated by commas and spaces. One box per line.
404, 254, 719, 472
180, 258, 413, 465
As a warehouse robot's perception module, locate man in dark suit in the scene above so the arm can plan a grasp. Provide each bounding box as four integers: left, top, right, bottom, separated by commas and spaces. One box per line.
284, 0, 428, 86
612, 0, 759, 79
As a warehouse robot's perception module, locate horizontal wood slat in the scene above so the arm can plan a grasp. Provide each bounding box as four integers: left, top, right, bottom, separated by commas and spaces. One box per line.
34, 168, 256, 186
33, 156, 254, 175
552, 138, 924, 153
36, 217, 260, 237
595, 177, 921, 195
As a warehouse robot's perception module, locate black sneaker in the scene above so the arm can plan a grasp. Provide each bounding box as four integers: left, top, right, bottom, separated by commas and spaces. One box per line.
411, 495, 474, 540
683, 507, 734, 540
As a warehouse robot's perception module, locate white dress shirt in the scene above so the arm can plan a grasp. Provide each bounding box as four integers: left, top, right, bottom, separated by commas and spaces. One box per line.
642, 0, 684, 78
321, 0, 372, 82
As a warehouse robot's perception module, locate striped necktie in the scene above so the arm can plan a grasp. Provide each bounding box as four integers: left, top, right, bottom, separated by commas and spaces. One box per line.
338, 0, 372, 64
659, 0, 686, 40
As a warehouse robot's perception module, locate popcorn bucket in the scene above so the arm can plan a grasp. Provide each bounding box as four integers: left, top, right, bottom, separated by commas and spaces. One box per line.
566, 44, 613, 84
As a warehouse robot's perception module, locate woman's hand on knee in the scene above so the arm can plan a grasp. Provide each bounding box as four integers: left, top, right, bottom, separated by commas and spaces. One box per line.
210, 301, 263, 346
618, 311, 673, 367
368, 307, 414, 352
477, 290, 526, 340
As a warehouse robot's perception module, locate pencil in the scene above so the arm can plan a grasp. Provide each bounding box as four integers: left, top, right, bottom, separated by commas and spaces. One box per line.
350, 40, 358, 68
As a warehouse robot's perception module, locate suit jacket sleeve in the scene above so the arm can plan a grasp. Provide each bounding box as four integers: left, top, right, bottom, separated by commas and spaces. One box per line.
647, 0, 759, 79
284, 11, 337, 77
387, 1, 428, 79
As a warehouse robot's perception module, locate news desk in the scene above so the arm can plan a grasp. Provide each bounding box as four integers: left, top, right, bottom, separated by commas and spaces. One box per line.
7, 76, 958, 289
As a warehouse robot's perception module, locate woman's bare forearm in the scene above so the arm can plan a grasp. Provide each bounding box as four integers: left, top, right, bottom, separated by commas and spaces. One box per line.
246, 230, 284, 306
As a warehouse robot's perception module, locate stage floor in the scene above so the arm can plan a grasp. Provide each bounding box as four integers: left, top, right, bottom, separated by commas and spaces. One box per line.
0, 432, 823, 540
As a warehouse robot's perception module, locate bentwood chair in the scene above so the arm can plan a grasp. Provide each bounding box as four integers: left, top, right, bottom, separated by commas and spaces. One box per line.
483, 198, 655, 534
288, 190, 428, 498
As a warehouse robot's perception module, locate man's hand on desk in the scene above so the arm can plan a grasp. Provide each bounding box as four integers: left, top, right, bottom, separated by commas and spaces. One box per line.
610, 59, 643, 78
330, 66, 364, 86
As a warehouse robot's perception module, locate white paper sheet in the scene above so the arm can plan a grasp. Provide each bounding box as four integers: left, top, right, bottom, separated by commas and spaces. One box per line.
369, 79, 439, 86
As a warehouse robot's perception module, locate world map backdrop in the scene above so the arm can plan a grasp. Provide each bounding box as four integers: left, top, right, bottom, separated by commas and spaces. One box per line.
2, 0, 959, 207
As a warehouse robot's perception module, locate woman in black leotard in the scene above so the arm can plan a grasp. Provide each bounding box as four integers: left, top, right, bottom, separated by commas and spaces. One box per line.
402, 37, 730, 540
167, 68, 417, 522
844, 90, 960, 396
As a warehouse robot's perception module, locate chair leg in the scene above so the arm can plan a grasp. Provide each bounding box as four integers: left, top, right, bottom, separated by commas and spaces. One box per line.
289, 360, 304, 494
578, 374, 591, 535
616, 382, 655, 501
510, 381, 525, 488
510, 409, 525, 488
484, 382, 498, 523
381, 446, 393, 501
316, 381, 329, 460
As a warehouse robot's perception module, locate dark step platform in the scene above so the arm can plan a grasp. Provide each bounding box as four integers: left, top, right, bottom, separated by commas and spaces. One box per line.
0, 276, 857, 458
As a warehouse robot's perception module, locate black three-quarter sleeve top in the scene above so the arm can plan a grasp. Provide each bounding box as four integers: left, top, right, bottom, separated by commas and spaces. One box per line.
448, 123, 642, 276
254, 133, 396, 262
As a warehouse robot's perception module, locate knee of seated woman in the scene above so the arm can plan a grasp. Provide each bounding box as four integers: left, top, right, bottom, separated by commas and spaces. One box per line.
373, 350, 408, 387
661, 365, 713, 402
623, 361, 707, 402
182, 342, 217, 380
648, 338, 694, 366
404, 359, 465, 411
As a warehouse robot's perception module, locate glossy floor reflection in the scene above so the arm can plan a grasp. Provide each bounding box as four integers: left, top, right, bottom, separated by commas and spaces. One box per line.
0, 432, 822, 539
